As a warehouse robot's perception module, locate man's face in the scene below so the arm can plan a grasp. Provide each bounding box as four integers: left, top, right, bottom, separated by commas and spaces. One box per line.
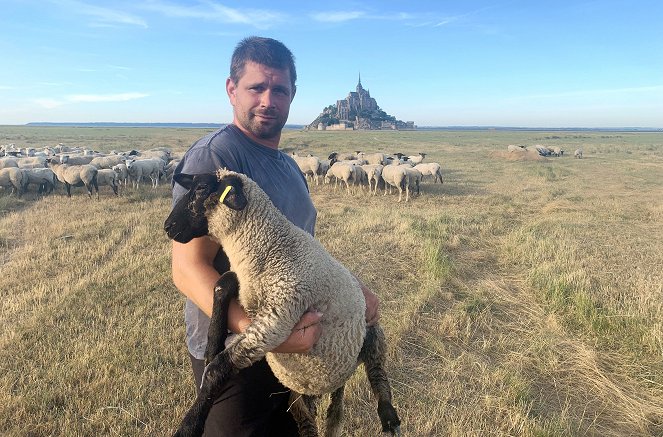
227, 61, 295, 147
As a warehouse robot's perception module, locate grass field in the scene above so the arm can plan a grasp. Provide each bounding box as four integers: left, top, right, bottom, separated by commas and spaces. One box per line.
1, 126, 662, 436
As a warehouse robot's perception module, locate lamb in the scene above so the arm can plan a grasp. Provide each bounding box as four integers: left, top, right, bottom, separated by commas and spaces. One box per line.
164, 169, 400, 437
49, 162, 99, 198
381, 165, 409, 202
0, 167, 25, 197
414, 162, 443, 184
112, 163, 129, 186
95, 169, 119, 195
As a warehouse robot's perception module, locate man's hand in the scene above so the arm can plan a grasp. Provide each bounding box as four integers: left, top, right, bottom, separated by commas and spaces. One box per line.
362, 285, 380, 326
272, 309, 323, 353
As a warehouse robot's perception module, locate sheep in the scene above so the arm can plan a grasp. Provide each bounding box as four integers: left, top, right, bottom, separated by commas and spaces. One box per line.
402, 166, 422, 197
164, 159, 181, 181
324, 162, 355, 194
0, 167, 25, 197
551, 147, 564, 157
407, 152, 426, 165
49, 162, 99, 198
60, 155, 96, 165
112, 163, 129, 186
357, 152, 388, 165
164, 169, 400, 437
291, 152, 321, 185
381, 165, 409, 202
0, 157, 19, 170
21, 168, 56, 194
574, 148, 583, 159
507, 145, 525, 153
362, 164, 384, 196
414, 162, 443, 184
126, 158, 163, 188
96, 169, 119, 195
89, 155, 126, 169
16, 156, 47, 168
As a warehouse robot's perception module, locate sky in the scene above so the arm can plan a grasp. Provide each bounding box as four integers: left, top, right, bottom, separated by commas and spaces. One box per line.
1, 0, 662, 128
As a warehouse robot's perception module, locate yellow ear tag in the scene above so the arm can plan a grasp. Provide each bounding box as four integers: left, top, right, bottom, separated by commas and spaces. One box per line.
220, 185, 233, 203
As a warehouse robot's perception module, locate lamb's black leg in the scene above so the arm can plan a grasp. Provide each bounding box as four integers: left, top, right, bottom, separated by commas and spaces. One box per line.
204, 271, 239, 365
359, 324, 401, 436
325, 385, 345, 437
173, 350, 238, 437
288, 391, 319, 437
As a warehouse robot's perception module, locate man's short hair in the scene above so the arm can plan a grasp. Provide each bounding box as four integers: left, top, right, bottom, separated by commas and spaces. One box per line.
230, 36, 297, 89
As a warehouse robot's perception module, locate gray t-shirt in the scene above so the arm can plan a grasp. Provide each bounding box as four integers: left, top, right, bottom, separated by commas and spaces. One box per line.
171, 124, 317, 359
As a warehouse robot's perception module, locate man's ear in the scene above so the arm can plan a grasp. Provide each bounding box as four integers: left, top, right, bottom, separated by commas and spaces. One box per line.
226, 77, 237, 105
174, 173, 195, 190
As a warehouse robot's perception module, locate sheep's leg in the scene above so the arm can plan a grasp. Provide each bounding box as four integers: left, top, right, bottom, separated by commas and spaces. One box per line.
205, 271, 239, 365
359, 325, 401, 436
173, 349, 238, 437
324, 385, 345, 437
288, 392, 319, 437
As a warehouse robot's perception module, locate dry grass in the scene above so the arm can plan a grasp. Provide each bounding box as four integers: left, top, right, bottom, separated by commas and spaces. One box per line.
1, 126, 661, 436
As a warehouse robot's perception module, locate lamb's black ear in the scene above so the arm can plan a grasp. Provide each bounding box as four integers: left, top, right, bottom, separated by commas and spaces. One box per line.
174, 173, 195, 190
217, 175, 248, 211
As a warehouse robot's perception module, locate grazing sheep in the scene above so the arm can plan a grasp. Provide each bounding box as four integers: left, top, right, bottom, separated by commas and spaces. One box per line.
0, 167, 25, 197
402, 166, 422, 197
325, 162, 355, 194
16, 156, 47, 168
414, 162, 443, 184
96, 169, 119, 195
507, 145, 525, 153
112, 163, 129, 186
49, 163, 99, 198
0, 157, 19, 169
60, 155, 96, 165
574, 148, 583, 159
357, 152, 388, 165
291, 152, 321, 185
126, 158, 164, 188
381, 165, 409, 202
164, 169, 400, 437
21, 168, 57, 194
362, 164, 384, 196
89, 155, 126, 169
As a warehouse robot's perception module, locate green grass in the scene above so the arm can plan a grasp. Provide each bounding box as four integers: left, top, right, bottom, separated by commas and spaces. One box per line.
1, 126, 662, 436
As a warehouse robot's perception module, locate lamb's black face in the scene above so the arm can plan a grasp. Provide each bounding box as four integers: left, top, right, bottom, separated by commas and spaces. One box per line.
164, 173, 220, 243
164, 172, 248, 244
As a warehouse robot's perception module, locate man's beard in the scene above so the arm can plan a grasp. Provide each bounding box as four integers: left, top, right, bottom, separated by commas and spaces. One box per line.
243, 110, 287, 140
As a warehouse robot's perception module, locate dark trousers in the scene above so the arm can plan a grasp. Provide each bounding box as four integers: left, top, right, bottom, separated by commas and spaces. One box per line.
189, 354, 300, 437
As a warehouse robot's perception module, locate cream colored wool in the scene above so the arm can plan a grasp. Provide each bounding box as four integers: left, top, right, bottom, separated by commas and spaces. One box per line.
207, 169, 366, 395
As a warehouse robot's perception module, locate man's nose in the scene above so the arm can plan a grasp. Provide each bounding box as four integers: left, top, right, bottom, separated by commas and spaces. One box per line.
260, 90, 275, 108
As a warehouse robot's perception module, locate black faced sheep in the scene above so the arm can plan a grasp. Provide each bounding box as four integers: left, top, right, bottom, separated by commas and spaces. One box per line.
164, 169, 401, 437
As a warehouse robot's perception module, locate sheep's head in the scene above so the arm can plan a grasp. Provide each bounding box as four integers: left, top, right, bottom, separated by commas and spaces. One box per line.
164, 172, 247, 243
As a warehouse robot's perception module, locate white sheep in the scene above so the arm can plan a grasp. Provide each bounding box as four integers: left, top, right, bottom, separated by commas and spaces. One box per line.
290, 152, 321, 185
406, 152, 426, 164
324, 162, 356, 194
414, 162, 443, 184
574, 148, 583, 159
49, 162, 99, 198
21, 168, 56, 194
357, 152, 388, 165
164, 169, 400, 437
0, 157, 19, 170
112, 163, 129, 186
96, 169, 119, 195
126, 158, 163, 188
507, 145, 525, 153
362, 164, 384, 196
381, 165, 409, 202
89, 155, 126, 169
0, 167, 25, 197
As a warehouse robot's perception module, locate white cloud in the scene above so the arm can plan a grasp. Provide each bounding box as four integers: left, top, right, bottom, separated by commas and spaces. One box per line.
35, 98, 65, 109
68, 93, 149, 102
310, 11, 366, 23
50, 0, 148, 28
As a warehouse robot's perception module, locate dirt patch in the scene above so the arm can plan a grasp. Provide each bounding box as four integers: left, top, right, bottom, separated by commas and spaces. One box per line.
490, 150, 548, 161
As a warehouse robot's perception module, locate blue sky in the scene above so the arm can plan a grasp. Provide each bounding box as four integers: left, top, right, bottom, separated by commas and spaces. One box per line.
1, 0, 661, 127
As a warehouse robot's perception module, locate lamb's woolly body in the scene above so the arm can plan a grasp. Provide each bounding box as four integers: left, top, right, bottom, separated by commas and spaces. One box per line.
206, 170, 366, 395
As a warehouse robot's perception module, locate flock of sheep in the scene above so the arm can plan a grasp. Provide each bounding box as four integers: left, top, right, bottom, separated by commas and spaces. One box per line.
291, 151, 443, 202
0, 143, 180, 198
506, 144, 584, 158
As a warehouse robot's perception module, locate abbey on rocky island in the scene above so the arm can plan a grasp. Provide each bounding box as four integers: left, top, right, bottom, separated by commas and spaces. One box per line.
307, 74, 415, 131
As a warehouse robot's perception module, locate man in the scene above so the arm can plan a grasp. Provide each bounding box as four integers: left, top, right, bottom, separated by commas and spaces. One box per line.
171, 36, 379, 436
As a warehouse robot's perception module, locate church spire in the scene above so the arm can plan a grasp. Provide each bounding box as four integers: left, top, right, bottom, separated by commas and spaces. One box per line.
358, 72, 361, 87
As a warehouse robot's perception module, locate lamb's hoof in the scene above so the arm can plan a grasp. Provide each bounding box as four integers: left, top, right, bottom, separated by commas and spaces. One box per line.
378, 401, 401, 436
383, 425, 401, 437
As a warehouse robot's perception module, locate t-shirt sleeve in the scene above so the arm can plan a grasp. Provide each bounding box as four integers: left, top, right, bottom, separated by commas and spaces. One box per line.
171, 147, 229, 207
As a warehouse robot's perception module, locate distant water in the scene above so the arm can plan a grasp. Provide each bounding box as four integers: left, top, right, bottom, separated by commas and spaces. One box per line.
22, 122, 661, 132
24, 122, 306, 130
